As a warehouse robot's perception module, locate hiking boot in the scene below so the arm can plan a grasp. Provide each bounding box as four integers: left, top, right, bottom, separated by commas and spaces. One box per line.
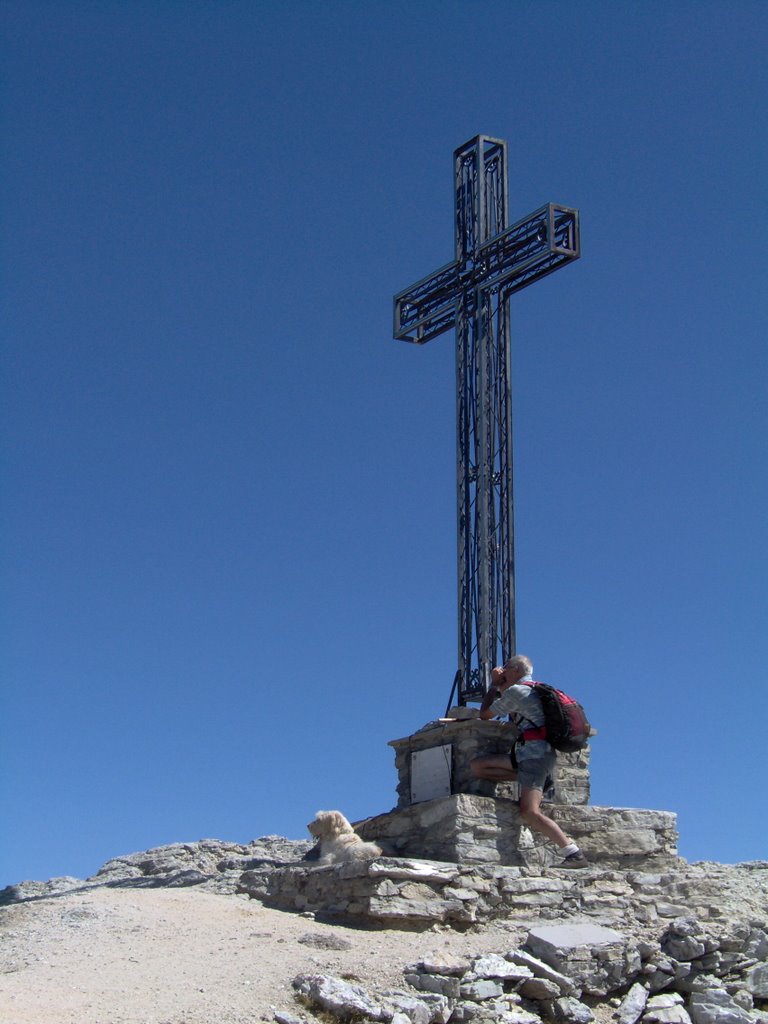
557, 850, 589, 869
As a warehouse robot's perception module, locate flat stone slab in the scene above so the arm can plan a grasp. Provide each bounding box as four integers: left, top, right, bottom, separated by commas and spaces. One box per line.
528, 923, 625, 950
526, 922, 636, 997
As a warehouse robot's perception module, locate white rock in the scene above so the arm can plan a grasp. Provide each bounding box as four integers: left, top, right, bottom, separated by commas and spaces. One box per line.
404, 973, 461, 999
550, 995, 594, 1022
273, 1012, 303, 1024
743, 962, 768, 998
527, 922, 624, 950
506, 949, 578, 994
643, 1007, 692, 1023
468, 953, 532, 981
616, 981, 649, 1024
656, 904, 692, 918
647, 993, 684, 1008
518, 976, 561, 999
382, 991, 433, 1024
689, 988, 757, 1024
414, 992, 453, 1024
368, 860, 459, 883
293, 974, 389, 1021
459, 979, 504, 1000
746, 930, 768, 959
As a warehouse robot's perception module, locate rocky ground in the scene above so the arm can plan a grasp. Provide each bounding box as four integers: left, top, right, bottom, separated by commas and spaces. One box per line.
0, 883, 544, 1024
1, 837, 767, 1024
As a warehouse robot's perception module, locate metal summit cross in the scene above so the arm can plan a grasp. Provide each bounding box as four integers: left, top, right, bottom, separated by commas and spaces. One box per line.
393, 135, 580, 707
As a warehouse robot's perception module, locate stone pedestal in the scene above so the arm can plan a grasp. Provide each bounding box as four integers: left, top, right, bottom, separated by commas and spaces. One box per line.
388, 718, 591, 808
246, 718, 680, 929
355, 794, 678, 870
348, 719, 675, 872
253, 796, 680, 928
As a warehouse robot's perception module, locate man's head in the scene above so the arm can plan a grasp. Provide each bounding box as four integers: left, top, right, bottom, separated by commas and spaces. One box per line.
502, 654, 533, 682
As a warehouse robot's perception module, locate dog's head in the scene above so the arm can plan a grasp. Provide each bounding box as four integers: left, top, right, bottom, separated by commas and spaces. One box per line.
307, 809, 352, 841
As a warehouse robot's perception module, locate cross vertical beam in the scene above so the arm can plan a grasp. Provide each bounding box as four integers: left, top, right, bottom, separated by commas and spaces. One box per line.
394, 135, 580, 705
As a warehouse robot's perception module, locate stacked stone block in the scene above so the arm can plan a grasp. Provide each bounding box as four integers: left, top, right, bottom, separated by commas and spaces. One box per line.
389, 719, 590, 808
251, 840, 689, 931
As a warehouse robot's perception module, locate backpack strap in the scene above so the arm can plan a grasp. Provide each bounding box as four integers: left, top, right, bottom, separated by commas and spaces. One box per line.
515, 681, 547, 743
521, 726, 547, 742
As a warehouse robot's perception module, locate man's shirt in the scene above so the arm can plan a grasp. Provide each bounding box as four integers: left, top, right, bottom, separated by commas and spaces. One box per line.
489, 675, 550, 760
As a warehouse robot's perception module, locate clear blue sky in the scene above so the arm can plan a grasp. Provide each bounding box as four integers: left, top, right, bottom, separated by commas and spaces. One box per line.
2, 1, 766, 887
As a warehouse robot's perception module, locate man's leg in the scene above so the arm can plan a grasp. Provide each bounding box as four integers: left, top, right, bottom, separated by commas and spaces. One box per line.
474, 756, 587, 866
470, 754, 518, 782
518, 786, 572, 847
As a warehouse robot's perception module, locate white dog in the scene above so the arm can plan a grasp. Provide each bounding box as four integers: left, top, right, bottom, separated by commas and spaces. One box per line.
306, 810, 383, 865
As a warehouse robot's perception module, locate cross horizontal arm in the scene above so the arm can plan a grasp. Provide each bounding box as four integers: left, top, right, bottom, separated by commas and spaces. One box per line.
476, 203, 580, 296
393, 204, 579, 346
393, 260, 460, 345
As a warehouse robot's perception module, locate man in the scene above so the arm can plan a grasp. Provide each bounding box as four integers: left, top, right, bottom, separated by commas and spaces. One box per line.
470, 654, 588, 868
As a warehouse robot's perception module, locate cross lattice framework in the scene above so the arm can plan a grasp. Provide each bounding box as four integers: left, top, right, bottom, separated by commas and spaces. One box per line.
393, 135, 580, 706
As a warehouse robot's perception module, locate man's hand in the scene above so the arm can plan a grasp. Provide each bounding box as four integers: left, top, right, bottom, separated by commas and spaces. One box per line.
491, 666, 509, 689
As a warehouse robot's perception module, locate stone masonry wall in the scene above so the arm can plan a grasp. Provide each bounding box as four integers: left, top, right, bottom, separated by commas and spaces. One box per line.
250, 854, 766, 938
354, 794, 678, 871
390, 719, 590, 808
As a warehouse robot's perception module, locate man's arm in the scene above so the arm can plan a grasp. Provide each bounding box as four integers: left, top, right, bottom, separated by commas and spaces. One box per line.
479, 686, 500, 720
479, 667, 513, 719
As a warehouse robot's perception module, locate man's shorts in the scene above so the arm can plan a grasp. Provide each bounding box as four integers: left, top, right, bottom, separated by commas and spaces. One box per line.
514, 749, 556, 792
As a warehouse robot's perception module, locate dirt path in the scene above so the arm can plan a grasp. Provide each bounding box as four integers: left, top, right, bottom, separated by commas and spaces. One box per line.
0, 886, 527, 1024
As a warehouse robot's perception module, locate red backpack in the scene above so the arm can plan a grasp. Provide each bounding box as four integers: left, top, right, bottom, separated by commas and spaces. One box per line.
519, 681, 593, 753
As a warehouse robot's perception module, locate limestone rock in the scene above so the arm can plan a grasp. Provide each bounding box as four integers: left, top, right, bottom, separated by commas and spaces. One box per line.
406, 956, 469, 976
643, 991, 692, 1022
380, 990, 434, 1024
459, 979, 504, 1000
517, 976, 561, 999
643, 1007, 692, 1023
731, 991, 755, 1012
644, 956, 691, 994
743, 962, 768, 998
451, 1002, 539, 1023
467, 953, 532, 982
616, 981, 649, 1024
404, 991, 453, 1024
273, 1011, 304, 1024
549, 995, 595, 1021
527, 921, 625, 951
656, 904, 693, 918
0, 875, 85, 905
497, 1010, 542, 1024
404, 973, 461, 999
506, 949, 578, 995
647, 992, 684, 1008
368, 860, 460, 884
525, 922, 634, 995
660, 919, 707, 962
86, 835, 313, 896
745, 928, 768, 959
688, 987, 758, 1024
674, 973, 722, 995
293, 973, 390, 1021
